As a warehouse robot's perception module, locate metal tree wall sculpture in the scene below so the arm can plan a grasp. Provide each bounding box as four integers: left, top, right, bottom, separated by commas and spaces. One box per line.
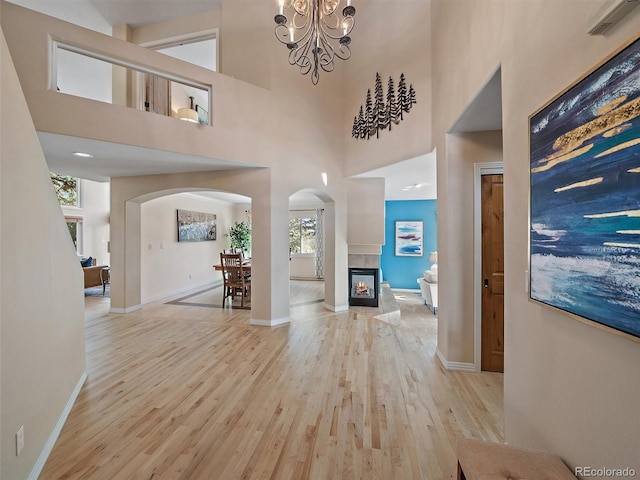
352, 72, 416, 140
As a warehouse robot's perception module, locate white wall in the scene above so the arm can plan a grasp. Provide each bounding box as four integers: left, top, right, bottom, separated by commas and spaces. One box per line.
130, 10, 220, 48
6, 0, 113, 104
437, 131, 503, 364
342, 0, 432, 176
5, 0, 111, 34
289, 256, 315, 278
140, 193, 235, 303
80, 179, 110, 266
1, 27, 85, 480
347, 178, 386, 249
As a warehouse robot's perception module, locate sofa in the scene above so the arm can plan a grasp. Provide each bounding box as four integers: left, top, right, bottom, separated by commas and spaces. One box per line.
80, 257, 108, 289
418, 268, 438, 314
83, 265, 107, 288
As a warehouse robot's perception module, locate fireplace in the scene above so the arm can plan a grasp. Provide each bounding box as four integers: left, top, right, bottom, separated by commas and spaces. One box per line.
348, 268, 379, 307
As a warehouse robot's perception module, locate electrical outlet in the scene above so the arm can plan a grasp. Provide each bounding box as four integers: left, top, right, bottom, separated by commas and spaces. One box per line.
16, 425, 24, 456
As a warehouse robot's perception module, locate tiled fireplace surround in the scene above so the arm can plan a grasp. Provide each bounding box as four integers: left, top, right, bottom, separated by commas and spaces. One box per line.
348, 254, 380, 269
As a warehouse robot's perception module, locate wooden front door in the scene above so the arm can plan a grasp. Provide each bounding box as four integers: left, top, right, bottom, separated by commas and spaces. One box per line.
481, 174, 505, 372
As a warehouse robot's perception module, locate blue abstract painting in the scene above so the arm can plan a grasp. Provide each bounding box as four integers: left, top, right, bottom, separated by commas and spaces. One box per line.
395, 221, 423, 256
530, 37, 640, 339
177, 209, 216, 242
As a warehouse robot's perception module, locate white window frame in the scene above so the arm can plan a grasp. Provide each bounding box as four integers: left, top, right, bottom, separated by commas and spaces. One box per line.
65, 216, 84, 254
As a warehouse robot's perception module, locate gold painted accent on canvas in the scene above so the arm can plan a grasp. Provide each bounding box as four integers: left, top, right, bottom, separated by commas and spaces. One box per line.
596, 96, 628, 116
554, 177, 604, 192
627, 167, 640, 173
552, 96, 640, 155
603, 123, 632, 137
531, 144, 593, 173
595, 138, 640, 158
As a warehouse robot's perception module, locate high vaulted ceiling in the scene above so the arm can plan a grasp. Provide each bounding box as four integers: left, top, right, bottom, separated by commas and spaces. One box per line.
88, 0, 221, 27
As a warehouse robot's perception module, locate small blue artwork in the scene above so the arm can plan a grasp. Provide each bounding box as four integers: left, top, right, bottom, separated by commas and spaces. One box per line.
395, 221, 423, 257
529, 36, 640, 339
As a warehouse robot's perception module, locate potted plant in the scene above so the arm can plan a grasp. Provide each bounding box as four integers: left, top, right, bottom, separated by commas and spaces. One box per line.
226, 221, 251, 254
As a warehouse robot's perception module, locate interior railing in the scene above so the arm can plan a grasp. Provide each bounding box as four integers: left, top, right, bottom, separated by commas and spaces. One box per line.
53, 42, 211, 126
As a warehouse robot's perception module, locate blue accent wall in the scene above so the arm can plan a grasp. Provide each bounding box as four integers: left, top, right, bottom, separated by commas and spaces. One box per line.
381, 200, 437, 289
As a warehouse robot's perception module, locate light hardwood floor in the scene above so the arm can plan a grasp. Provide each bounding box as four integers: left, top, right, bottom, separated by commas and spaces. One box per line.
40, 282, 503, 480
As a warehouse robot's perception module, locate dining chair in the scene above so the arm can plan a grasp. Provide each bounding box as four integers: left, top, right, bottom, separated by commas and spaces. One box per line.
224, 248, 246, 260
220, 252, 251, 308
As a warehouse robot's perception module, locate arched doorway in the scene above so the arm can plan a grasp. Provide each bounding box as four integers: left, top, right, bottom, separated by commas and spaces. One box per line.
138, 189, 251, 306
288, 190, 326, 318
288, 189, 346, 318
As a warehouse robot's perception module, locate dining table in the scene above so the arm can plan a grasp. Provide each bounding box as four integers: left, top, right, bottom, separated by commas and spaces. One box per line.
213, 259, 251, 272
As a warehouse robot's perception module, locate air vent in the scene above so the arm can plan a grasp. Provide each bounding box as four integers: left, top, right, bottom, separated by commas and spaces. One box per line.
588, 0, 639, 35
589, 22, 614, 35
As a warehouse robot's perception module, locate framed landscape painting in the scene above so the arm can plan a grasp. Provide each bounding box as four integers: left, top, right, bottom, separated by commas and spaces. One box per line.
395, 221, 423, 257
529, 36, 640, 340
177, 209, 216, 242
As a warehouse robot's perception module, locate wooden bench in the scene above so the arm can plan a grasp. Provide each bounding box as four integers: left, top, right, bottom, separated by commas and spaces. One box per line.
457, 438, 576, 480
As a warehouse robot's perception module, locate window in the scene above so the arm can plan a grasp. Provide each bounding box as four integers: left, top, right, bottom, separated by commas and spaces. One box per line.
51, 172, 83, 252
65, 217, 83, 253
289, 217, 317, 254
50, 172, 79, 207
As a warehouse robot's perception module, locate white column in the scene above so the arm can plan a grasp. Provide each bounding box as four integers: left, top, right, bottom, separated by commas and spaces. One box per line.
250, 187, 290, 326
109, 198, 142, 313
323, 201, 349, 312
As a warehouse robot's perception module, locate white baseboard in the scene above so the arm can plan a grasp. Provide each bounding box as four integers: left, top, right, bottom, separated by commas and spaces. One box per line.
109, 304, 141, 314
436, 349, 477, 372
324, 303, 349, 312
390, 288, 420, 293
29, 371, 87, 480
250, 316, 290, 327
109, 281, 222, 314
143, 280, 222, 305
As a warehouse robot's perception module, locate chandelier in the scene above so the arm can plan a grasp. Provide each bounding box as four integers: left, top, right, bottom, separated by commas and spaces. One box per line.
274, 0, 356, 85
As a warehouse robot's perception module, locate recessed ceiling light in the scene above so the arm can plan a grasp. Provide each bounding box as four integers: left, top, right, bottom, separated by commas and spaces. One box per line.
73, 152, 93, 158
